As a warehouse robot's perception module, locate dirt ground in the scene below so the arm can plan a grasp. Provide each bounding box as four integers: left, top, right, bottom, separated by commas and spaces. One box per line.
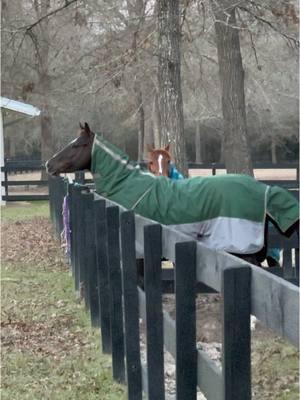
163, 292, 280, 344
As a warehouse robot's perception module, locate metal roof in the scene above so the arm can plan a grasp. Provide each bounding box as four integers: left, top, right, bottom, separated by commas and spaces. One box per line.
0, 97, 41, 116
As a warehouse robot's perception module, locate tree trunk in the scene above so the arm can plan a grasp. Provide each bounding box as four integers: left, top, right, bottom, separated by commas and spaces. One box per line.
41, 102, 53, 162
152, 92, 161, 148
195, 120, 202, 163
40, 72, 53, 164
8, 136, 16, 158
271, 137, 277, 164
211, 1, 253, 176
34, 0, 53, 174
157, 0, 188, 176
144, 113, 154, 157
135, 85, 145, 162
127, 0, 145, 162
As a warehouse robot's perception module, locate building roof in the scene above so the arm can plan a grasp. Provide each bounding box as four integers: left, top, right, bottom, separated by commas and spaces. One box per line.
0, 97, 40, 116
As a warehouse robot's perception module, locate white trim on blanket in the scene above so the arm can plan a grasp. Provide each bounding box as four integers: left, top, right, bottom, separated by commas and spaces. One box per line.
94, 136, 155, 177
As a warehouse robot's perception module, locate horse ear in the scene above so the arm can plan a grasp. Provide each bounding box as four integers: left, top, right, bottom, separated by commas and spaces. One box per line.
79, 122, 84, 129
165, 142, 170, 152
146, 143, 154, 153
84, 122, 91, 135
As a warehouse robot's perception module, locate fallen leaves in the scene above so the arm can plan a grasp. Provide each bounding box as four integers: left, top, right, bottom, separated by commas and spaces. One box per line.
1, 217, 66, 270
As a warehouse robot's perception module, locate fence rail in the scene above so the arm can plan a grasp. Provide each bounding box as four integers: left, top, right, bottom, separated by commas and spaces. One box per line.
48, 175, 299, 400
1, 160, 47, 201
1, 160, 299, 202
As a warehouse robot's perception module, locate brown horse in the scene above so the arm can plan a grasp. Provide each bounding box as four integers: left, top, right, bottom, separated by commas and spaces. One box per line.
47, 123, 299, 268
147, 144, 171, 177
147, 144, 185, 180
46, 123, 94, 175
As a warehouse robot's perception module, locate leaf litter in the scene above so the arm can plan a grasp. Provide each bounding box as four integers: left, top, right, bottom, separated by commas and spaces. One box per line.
1, 215, 126, 399
2, 217, 66, 270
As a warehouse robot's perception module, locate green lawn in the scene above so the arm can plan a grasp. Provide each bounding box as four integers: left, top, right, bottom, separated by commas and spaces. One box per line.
1, 201, 50, 221
1, 202, 126, 400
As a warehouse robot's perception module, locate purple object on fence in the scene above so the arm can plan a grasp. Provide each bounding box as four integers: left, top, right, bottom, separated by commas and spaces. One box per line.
61, 195, 71, 256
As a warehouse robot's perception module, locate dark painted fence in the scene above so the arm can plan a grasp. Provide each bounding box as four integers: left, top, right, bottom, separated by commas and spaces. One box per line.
48, 175, 299, 400
1, 160, 48, 201
2, 160, 298, 202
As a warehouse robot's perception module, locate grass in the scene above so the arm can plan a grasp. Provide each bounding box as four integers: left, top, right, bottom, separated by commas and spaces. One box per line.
1, 202, 126, 400
1, 201, 50, 221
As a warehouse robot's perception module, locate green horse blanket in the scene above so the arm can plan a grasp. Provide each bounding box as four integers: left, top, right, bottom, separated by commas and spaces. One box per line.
91, 134, 299, 254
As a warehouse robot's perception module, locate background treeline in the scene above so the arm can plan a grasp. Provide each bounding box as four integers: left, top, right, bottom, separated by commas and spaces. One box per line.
2, 0, 299, 163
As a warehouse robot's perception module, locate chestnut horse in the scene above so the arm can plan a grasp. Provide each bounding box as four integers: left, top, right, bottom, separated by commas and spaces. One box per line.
147, 145, 282, 267
147, 144, 184, 180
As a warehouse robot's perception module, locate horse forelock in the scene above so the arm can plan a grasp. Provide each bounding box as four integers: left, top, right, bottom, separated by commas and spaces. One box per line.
149, 148, 171, 161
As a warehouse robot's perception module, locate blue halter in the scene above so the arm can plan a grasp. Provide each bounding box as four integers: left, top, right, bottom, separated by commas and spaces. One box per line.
169, 164, 184, 180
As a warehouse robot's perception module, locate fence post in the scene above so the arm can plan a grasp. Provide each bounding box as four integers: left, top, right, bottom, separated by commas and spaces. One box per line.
282, 249, 293, 280
107, 206, 125, 383
94, 198, 112, 353
120, 211, 142, 400
144, 224, 165, 400
72, 185, 84, 295
57, 178, 65, 236
82, 192, 100, 327
222, 266, 251, 400
75, 170, 85, 184
175, 241, 197, 400
68, 183, 75, 276
212, 163, 216, 176
48, 176, 54, 225
77, 187, 89, 302
4, 167, 8, 198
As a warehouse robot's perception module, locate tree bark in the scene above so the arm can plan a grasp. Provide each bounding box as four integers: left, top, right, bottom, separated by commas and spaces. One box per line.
40, 101, 53, 162
135, 84, 145, 162
35, 0, 53, 165
152, 92, 161, 148
157, 0, 188, 176
271, 137, 277, 164
195, 120, 202, 163
211, 1, 253, 176
128, 0, 145, 162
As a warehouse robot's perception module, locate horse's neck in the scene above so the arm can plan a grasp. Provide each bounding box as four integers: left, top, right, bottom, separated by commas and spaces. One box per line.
91, 136, 131, 178
91, 135, 156, 209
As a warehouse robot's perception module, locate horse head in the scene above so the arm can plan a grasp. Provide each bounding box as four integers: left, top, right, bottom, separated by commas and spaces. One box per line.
147, 144, 171, 177
46, 122, 94, 175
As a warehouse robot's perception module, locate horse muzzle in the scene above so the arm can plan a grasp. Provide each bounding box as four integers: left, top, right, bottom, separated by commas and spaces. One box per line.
45, 160, 59, 176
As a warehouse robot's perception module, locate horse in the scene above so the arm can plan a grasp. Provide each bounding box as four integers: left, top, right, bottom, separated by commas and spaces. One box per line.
46, 123, 299, 266
147, 144, 184, 180
147, 145, 282, 267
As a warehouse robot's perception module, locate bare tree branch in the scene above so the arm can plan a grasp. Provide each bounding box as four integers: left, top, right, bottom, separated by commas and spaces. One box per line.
19, 0, 80, 32
239, 5, 299, 48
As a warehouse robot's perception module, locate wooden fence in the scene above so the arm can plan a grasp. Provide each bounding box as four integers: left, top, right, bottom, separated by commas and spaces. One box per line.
1, 160, 48, 201
48, 175, 299, 400
2, 160, 299, 202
